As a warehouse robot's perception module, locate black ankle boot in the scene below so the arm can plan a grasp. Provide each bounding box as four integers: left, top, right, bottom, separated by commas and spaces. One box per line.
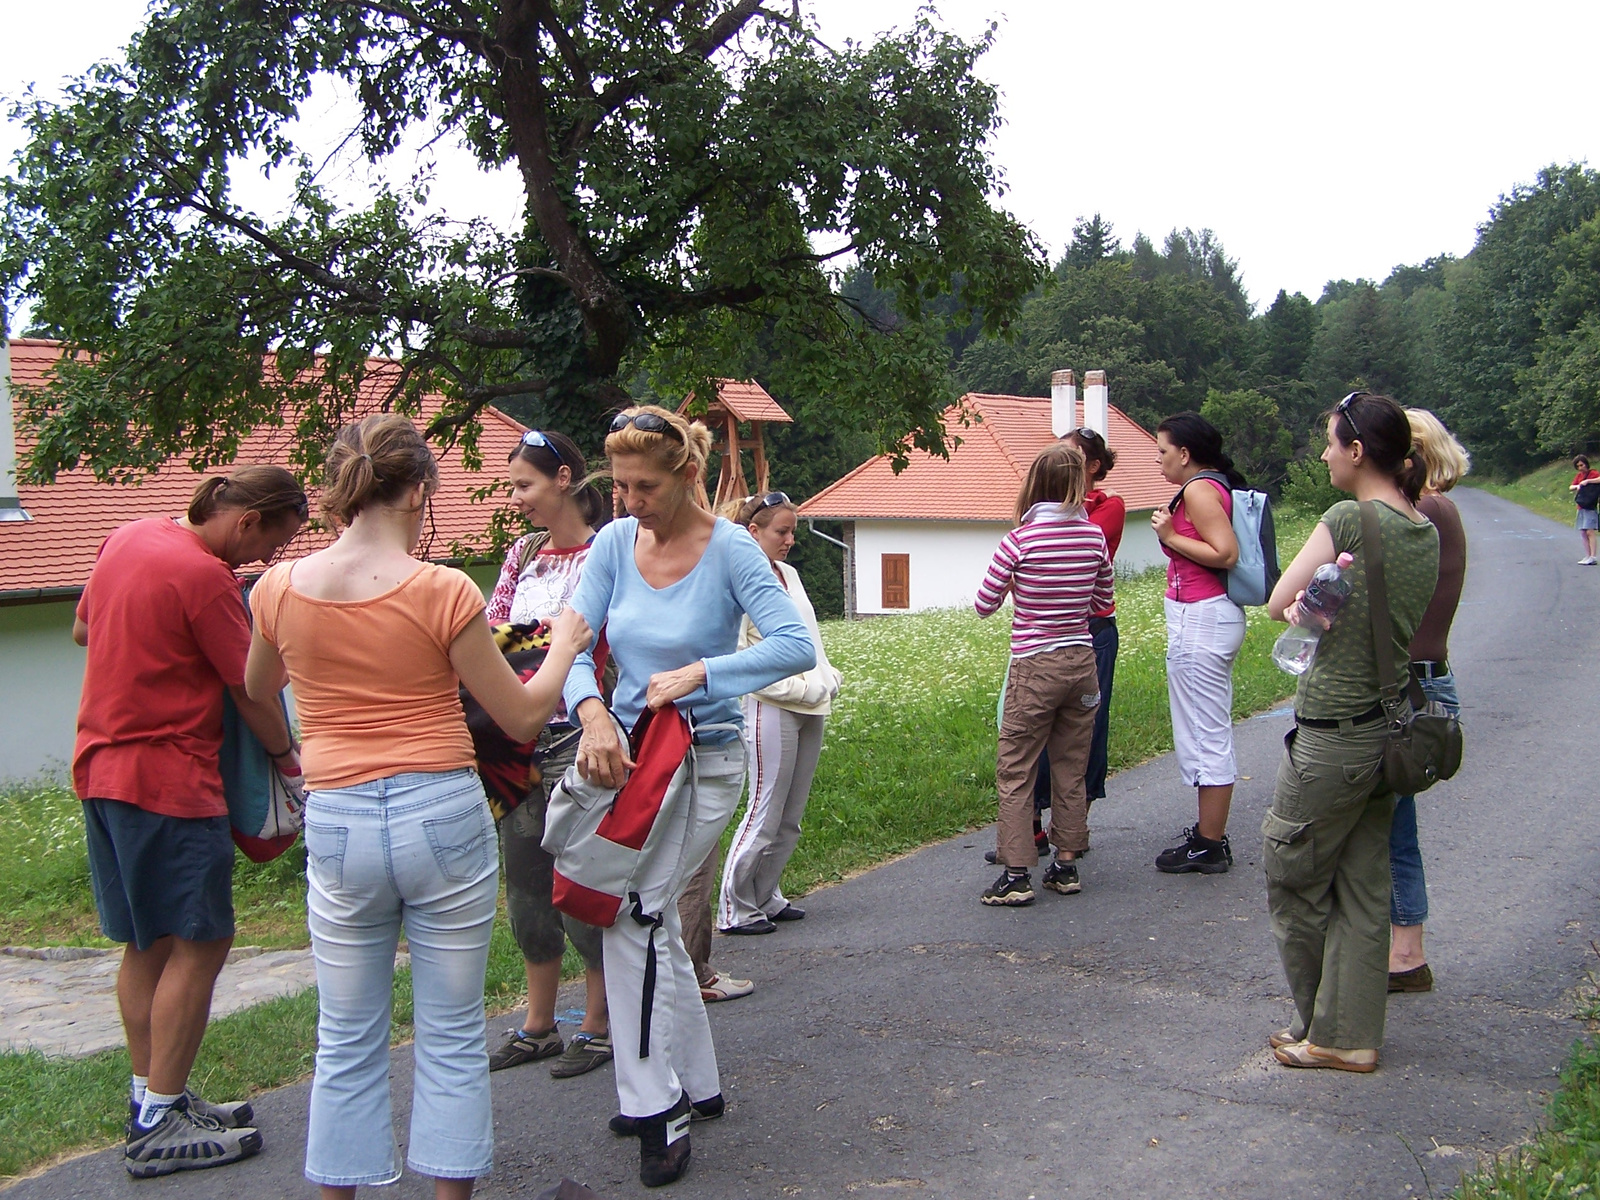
637, 1092, 691, 1187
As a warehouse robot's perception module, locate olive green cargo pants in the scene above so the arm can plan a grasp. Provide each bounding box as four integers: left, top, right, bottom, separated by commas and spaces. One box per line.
1262, 720, 1394, 1051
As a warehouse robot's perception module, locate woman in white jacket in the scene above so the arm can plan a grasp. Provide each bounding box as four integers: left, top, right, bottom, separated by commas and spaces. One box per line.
717, 492, 842, 934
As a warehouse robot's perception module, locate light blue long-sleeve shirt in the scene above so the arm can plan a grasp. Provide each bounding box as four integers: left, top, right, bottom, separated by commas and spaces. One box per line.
562, 517, 816, 739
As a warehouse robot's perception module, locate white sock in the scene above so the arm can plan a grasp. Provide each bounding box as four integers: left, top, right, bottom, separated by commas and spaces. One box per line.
131, 1074, 148, 1106
137, 1088, 183, 1129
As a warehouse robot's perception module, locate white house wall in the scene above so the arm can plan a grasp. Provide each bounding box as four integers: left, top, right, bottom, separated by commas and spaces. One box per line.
0, 562, 504, 785
0, 601, 85, 780
854, 520, 1013, 614
850, 512, 1167, 616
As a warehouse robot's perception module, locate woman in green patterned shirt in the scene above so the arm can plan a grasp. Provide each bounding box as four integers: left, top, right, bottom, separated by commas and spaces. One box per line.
1261, 393, 1440, 1073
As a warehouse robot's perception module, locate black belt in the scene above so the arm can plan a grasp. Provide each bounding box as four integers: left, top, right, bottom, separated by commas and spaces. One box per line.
1412, 660, 1450, 680
1296, 703, 1385, 730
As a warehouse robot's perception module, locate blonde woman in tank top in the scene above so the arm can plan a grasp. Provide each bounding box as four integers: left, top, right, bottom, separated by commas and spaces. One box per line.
245, 415, 589, 1200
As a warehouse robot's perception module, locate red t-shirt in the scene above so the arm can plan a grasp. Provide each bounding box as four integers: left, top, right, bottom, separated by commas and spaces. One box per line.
73, 518, 252, 818
1083, 490, 1127, 617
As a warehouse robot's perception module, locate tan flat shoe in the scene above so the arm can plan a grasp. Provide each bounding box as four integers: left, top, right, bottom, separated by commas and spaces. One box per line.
1273, 1042, 1378, 1073
1269, 1028, 1302, 1050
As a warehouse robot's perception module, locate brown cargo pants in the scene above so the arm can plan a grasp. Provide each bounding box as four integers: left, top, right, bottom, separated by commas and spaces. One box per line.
996, 644, 1100, 868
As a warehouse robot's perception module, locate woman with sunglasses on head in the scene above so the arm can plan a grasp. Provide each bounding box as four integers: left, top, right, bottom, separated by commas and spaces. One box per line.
1149, 412, 1247, 874
483, 429, 617, 1080
1387, 410, 1470, 996
1262, 392, 1438, 1074
716, 491, 843, 934
563, 405, 813, 1187
245, 415, 592, 1199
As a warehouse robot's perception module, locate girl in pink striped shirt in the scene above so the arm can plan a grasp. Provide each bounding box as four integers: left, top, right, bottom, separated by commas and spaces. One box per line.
975, 443, 1114, 906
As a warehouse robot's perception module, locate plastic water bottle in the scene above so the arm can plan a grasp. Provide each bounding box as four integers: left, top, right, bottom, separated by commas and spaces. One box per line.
1272, 553, 1356, 675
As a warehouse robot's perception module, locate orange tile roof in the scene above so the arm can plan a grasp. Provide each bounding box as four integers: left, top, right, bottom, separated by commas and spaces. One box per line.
1, 339, 528, 598
679, 379, 792, 424
797, 393, 1171, 522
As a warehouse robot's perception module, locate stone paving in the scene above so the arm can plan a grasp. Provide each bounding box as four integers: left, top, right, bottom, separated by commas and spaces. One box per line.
0, 944, 320, 1058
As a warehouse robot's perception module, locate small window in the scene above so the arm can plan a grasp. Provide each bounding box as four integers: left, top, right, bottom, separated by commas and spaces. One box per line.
881, 553, 910, 609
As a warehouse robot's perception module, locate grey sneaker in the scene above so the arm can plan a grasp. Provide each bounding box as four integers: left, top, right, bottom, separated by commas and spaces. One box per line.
489, 1026, 564, 1071
125, 1097, 262, 1178
550, 1031, 614, 1079
127, 1088, 254, 1136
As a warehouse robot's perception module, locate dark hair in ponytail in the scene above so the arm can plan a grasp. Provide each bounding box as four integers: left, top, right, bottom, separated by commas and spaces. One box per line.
321, 414, 439, 527
1156, 411, 1247, 489
187, 465, 308, 528
508, 430, 606, 526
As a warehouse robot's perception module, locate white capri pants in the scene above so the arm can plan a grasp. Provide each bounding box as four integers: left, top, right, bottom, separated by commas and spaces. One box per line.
718, 697, 826, 929
604, 740, 746, 1119
1164, 594, 1247, 788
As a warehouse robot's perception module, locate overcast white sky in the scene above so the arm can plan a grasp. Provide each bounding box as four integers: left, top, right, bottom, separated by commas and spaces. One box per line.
3, 0, 1597, 310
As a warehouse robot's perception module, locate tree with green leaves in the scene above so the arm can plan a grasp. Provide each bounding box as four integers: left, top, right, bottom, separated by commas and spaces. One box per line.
1, 0, 1044, 482
1199, 387, 1293, 491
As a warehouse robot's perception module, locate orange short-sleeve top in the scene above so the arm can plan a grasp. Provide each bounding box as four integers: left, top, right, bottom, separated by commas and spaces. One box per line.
252, 561, 486, 790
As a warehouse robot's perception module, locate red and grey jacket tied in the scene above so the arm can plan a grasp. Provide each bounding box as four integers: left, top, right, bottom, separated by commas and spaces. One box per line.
542, 706, 737, 1057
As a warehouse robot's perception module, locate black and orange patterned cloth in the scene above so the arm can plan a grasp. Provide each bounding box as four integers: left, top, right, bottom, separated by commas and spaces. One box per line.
460, 622, 553, 822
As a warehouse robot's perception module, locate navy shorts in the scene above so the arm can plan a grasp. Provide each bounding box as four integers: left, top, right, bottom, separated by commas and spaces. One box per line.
83, 799, 235, 950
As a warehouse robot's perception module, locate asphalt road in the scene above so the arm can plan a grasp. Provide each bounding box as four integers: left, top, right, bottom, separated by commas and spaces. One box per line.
15, 487, 1599, 1200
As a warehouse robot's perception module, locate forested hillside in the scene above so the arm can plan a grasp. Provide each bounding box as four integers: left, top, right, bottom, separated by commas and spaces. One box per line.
764, 161, 1600, 614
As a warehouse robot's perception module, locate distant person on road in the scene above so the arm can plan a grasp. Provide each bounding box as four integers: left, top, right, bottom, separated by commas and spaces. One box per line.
73, 465, 307, 1177
1264, 392, 1439, 1073
482, 428, 615, 1081
1150, 412, 1246, 875
717, 491, 843, 934
246, 415, 589, 1199
562, 405, 812, 1187
1388, 410, 1471, 995
975, 442, 1113, 906
1571, 455, 1599, 565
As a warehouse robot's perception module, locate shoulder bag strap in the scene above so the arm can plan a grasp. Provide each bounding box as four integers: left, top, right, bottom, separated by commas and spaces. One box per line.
516, 529, 553, 575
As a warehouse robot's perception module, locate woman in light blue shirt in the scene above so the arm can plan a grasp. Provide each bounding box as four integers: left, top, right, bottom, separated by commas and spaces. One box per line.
563, 405, 813, 1188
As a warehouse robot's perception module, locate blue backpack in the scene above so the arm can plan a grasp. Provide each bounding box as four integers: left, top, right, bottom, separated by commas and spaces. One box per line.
1170, 471, 1280, 607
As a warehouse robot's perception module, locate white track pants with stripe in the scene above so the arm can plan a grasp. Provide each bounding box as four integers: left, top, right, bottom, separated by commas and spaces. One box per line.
604, 740, 745, 1118
717, 698, 826, 930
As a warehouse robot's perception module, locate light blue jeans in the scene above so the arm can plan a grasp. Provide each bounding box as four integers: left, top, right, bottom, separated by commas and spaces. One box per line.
302, 769, 497, 1187
1389, 672, 1460, 927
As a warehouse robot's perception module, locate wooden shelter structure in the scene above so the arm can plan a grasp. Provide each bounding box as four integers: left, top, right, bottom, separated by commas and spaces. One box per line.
678, 379, 793, 511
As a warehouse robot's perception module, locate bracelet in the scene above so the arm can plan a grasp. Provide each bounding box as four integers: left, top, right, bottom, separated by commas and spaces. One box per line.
267, 743, 294, 759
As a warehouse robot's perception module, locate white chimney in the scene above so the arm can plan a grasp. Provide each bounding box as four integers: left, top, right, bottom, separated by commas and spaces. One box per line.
1050, 369, 1078, 438
1082, 369, 1109, 439
0, 334, 30, 522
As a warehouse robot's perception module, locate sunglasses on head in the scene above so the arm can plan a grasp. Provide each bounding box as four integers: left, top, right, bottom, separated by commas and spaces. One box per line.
609, 411, 685, 443
520, 429, 572, 471
748, 491, 792, 513
1335, 392, 1368, 444
1069, 427, 1105, 444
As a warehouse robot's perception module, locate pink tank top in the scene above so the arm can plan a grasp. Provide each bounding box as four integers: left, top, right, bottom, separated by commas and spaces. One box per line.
1164, 477, 1232, 602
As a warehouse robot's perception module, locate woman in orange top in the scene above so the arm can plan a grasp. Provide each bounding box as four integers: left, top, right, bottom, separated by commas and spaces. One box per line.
245, 415, 589, 1200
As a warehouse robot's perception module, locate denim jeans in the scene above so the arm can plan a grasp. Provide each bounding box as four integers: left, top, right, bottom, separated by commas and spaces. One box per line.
302, 769, 497, 1187
1390, 671, 1460, 927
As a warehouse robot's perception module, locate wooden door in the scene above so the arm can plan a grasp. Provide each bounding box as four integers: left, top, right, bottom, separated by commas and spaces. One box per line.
881, 553, 910, 609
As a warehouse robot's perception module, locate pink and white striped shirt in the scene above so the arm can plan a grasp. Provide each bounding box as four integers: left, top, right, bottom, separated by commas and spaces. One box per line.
975, 502, 1114, 657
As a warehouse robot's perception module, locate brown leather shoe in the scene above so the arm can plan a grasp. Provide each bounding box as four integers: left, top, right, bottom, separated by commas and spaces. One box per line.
1388, 963, 1434, 993
1273, 1042, 1378, 1073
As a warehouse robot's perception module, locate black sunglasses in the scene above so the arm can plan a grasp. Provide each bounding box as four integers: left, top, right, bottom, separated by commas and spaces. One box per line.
609, 411, 685, 444
749, 491, 792, 513
1335, 392, 1368, 444
520, 429, 572, 471
1069, 427, 1105, 445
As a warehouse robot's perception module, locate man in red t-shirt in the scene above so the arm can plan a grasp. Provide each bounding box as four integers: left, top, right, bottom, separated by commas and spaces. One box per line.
74, 468, 305, 1177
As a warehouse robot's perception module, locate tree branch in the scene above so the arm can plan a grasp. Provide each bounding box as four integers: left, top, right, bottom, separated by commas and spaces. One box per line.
529, 0, 594, 96
425, 376, 552, 439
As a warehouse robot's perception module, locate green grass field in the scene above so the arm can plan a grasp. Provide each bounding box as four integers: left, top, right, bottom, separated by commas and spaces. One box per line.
1462, 459, 1587, 528
0, 505, 1324, 1180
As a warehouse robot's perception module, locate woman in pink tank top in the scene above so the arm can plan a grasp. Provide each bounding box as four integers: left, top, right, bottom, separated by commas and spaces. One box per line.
1149, 412, 1247, 876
